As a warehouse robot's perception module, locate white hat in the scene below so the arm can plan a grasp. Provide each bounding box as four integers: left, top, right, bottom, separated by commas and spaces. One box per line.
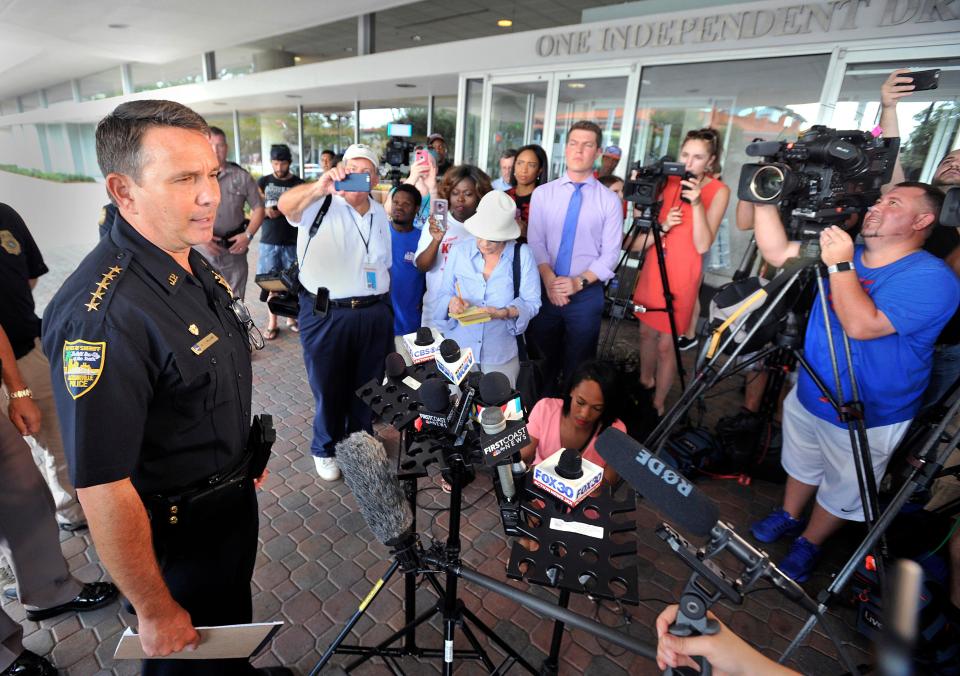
342, 143, 380, 170
464, 191, 521, 242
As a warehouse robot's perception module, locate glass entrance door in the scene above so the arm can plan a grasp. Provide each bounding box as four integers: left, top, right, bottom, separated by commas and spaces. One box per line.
484, 80, 548, 179
830, 57, 960, 182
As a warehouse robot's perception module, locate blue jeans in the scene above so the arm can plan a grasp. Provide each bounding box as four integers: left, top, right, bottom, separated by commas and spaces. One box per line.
256, 243, 297, 275
920, 342, 960, 412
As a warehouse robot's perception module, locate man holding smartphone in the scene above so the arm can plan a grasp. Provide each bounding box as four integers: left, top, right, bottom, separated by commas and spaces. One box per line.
277, 144, 393, 482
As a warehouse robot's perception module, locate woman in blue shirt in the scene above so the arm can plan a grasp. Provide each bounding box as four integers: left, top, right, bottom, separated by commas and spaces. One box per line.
433, 191, 542, 386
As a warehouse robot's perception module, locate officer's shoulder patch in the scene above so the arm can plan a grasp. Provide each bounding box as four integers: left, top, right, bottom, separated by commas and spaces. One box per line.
97, 207, 107, 226
0, 229, 21, 255
83, 263, 127, 313
62, 340, 105, 399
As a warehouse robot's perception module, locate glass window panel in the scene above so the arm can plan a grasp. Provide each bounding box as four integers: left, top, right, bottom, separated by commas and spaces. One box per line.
359, 99, 429, 161
18, 92, 41, 112
552, 77, 628, 178
487, 82, 547, 177
432, 95, 458, 152
131, 55, 203, 92
235, 110, 300, 179
44, 82, 74, 106
834, 59, 960, 182
303, 109, 356, 180
238, 19, 356, 67
78, 67, 123, 101
632, 54, 830, 280
0, 99, 19, 116
462, 79, 483, 166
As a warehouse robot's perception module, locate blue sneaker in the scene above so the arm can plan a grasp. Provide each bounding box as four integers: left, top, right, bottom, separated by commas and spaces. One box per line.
751, 509, 806, 543
779, 537, 820, 583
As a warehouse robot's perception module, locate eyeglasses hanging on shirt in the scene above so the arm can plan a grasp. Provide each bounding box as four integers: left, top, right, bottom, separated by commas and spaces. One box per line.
228, 297, 265, 351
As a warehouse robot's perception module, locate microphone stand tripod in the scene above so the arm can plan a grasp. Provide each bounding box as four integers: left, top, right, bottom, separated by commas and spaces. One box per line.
599, 199, 686, 393
315, 432, 538, 675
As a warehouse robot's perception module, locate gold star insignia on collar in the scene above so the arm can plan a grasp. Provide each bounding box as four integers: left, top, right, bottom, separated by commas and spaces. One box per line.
168, 273, 179, 286
188, 324, 199, 336
210, 271, 234, 298
91, 289, 105, 301
84, 299, 100, 312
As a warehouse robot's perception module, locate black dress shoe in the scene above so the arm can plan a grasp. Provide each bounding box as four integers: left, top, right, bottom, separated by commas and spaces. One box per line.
1, 650, 56, 676
25, 581, 118, 621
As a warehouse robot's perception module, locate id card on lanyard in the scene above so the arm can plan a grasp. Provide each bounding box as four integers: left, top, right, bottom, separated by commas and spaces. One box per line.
352, 208, 378, 291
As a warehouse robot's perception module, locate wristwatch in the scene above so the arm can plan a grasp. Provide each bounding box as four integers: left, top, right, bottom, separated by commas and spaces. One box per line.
578, 276, 588, 290
826, 261, 854, 275
8, 388, 32, 400
244, 231, 253, 241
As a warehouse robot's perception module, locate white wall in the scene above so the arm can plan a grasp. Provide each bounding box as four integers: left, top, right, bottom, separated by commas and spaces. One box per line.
0, 170, 104, 257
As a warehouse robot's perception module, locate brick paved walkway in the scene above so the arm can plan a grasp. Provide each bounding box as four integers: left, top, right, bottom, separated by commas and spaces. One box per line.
8, 244, 875, 675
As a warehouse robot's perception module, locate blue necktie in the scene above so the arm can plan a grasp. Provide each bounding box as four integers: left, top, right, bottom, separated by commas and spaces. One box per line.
554, 182, 584, 277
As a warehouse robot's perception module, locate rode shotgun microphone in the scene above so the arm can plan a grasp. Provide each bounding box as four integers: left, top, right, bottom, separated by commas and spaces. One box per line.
595, 427, 718, 537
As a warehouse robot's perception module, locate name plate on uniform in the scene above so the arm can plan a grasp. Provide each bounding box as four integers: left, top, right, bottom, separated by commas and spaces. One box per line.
190, 333, 218, 355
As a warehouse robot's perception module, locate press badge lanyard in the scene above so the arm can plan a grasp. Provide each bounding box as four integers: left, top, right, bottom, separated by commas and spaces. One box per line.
349, 206, 379, 290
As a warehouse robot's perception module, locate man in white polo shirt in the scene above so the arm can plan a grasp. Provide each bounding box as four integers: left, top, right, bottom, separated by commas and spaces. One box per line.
278, 144, 393, 481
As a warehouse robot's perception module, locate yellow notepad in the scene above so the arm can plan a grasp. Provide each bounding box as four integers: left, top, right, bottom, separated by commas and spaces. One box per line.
451, 306, 491, 325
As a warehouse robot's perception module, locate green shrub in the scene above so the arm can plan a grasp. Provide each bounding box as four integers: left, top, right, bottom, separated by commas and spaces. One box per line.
0, 164, 96, 183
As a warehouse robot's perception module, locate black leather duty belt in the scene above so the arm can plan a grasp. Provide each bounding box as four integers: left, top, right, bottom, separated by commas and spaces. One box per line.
303, 292, 386, 309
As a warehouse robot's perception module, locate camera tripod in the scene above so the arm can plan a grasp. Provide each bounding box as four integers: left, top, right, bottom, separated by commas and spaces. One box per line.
645, 244, 893, 667
599, 198, 687, 392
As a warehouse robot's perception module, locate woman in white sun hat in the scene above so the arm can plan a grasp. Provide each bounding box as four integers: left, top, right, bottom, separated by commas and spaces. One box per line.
433, 191, 541, 386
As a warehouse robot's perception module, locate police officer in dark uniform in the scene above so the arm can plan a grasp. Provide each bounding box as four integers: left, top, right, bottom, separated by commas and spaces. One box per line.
42, 100, 289, 676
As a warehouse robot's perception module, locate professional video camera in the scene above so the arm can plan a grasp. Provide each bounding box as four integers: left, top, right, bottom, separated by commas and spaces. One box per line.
383, 122, 415, 169
622, 157, 693, 207
738, 126, 899, 229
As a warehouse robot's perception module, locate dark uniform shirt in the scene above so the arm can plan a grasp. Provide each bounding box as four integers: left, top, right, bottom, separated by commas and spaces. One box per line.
42, 215, 253, 495
0, 203, 48, 359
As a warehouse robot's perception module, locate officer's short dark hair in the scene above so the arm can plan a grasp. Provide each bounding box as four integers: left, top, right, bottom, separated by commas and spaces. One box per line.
96, 100, 210, 180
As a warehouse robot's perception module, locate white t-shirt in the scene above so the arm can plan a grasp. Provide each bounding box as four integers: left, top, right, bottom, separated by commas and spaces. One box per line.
291, 195, 391, 299
414, 216, 473, 328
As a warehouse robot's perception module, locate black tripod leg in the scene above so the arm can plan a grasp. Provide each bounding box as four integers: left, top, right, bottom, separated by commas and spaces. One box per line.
651, 225, 687, 392
312, 558, 402, 675
539, 588, 571, 676
343, 601, 443, 672
460, 605, 539, 675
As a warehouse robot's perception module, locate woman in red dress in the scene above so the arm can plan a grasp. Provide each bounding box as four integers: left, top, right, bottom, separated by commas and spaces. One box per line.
630, 128, 730, 415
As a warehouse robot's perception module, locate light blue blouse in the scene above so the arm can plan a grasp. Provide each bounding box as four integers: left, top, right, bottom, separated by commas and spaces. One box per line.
432, 240, 542, 366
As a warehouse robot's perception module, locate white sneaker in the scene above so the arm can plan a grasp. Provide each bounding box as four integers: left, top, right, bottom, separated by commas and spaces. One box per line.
314, 456, 341, 481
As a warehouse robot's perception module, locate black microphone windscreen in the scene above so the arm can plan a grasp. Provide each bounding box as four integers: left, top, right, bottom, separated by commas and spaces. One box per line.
414, 327, 434, 346
385, 352, 407, 379
438, 338, 460, 362
335, 432, 413, 545
478, 371, 512, 406
418, 379, 450, 412
555, 447, 583, 480
595, 428, 719, 537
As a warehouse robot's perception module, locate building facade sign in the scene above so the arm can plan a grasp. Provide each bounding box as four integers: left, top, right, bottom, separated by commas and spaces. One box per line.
535, 0, 959, 58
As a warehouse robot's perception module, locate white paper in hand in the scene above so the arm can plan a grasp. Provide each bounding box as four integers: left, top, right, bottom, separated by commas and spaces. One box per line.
113, 622, 283, 660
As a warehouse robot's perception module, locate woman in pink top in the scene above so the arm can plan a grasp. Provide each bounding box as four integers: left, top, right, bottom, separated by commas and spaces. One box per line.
521, 360, 626, 484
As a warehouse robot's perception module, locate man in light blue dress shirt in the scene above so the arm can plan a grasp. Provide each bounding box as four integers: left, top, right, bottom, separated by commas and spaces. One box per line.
526, 121, 624, 394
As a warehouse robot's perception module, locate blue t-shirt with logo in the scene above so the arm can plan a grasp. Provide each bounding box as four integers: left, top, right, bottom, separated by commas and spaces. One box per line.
390, 225, 426, 336
798, 245, 960, 428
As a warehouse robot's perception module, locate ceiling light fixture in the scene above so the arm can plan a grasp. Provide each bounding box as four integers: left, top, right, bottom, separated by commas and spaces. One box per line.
411, 34, 422, 41
107, 23, 128, 29
497, 19, 513, 27
285, 94, 303, 99
395, 83, 416, 88
567, 82, 586, 89
212, 101, 227, 106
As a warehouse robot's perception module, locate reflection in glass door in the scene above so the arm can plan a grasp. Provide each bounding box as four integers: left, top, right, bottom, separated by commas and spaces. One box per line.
631, 54, 829, 279
486, 81, 547, 178
551, 76, 628, 178
833, 59, 960, 182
